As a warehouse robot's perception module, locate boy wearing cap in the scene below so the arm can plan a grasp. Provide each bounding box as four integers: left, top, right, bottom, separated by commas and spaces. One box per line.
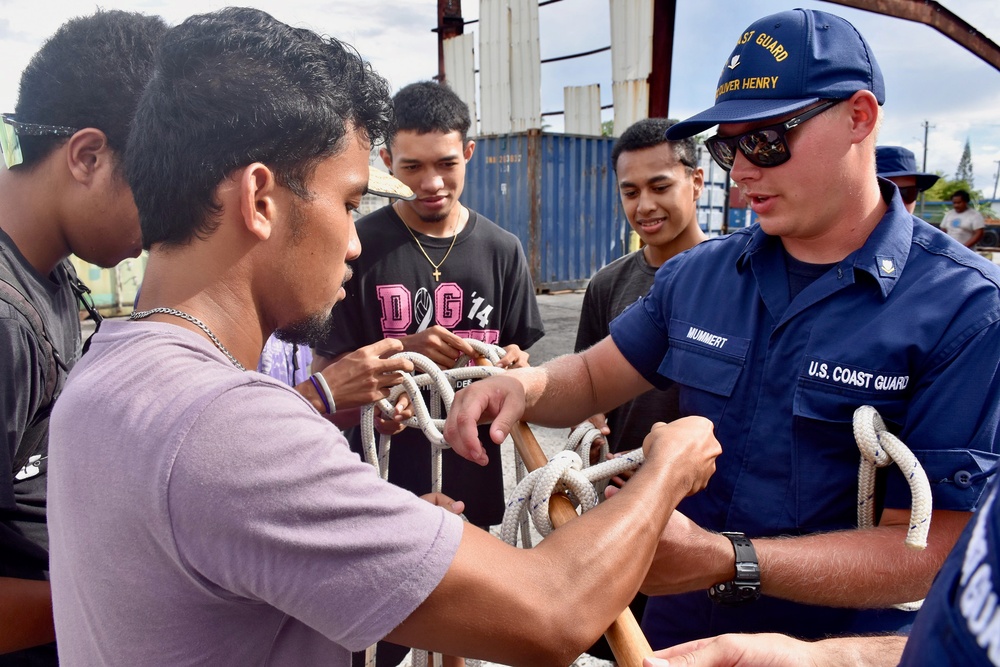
876, 145, 940, 214
445, 8, 1000, 648
0, 11, 167, 662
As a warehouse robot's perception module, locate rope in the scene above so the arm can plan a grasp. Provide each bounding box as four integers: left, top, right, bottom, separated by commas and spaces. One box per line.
853, 405, 932, 611
358, 343, 505, 483
500, 448, 644, 546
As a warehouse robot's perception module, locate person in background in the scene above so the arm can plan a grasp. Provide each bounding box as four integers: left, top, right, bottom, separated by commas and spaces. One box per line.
575, 117, 706, 662
312, 78, 545, 667
875, 145, 939, 215
576, 118, 706, 457
0, 11, 167, 663
445, 7, 1000, 650
942, 189, 985, 248
45, 11, 721, 665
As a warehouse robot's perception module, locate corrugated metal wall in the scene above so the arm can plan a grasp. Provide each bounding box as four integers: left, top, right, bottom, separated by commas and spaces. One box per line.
443, 32, 478, 127
463, 131, 623, 291
563, 84, 603, 136
609, 0, 653, 136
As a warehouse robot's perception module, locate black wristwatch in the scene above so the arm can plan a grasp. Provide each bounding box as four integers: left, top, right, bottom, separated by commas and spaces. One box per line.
708, 532, 760, 606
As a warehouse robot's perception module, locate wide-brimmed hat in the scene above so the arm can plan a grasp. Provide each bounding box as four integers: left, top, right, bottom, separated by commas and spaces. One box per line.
667, 9, 884, 140
875, 146, 939, 191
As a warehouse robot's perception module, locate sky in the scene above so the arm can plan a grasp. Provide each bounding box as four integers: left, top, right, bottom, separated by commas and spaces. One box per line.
1, 0, 998, 194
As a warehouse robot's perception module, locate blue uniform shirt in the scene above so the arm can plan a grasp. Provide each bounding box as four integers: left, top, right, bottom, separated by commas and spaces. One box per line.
610, 181, 1000, 646
900, 470, 1000, 666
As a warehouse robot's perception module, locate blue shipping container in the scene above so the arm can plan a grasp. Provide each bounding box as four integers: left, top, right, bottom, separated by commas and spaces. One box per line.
461, 131, 624, 291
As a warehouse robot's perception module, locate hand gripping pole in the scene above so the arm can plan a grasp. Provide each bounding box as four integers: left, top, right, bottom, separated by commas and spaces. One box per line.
509, 420, 653, 666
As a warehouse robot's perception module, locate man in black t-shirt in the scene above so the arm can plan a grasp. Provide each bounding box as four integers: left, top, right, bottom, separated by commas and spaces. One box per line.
574, 118, 706, 662
314, 80, 544, 667
0, 11, 166, 664
575, 118, 706, 458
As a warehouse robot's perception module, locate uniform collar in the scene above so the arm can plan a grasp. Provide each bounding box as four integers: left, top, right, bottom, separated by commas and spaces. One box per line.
736, 178, 912, 299
846, 178, 912, 299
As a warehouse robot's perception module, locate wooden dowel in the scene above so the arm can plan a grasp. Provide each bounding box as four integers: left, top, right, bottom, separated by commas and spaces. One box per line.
509, 421, 652, 667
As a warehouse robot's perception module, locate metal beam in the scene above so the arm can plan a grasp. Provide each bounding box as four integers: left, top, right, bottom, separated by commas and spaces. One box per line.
648, 0, 677, 118
436, 0, 465, 83
822, 0, 1000, 72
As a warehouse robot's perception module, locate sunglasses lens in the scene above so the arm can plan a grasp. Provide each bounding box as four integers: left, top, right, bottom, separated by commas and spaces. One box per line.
898, 186, 919, 204
0, 122, 23, 169
707, 137, 736, 171
738, 130, 789, 167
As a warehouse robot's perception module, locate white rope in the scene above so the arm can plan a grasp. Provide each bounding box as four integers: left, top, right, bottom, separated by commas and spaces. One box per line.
357, 341, 508, 667
853, 405, 932, 611
500, 448, 645, 546
358, 346, 505, 481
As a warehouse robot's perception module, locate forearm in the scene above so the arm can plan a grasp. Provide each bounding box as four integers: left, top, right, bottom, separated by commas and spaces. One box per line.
0, 577, 54, 653
517, 339, 651, 428
811, 635, 908, 667
397, 432, 702, 664
513, 356, 600, 428
755, 509, 969, 607
650, 632, 907, 667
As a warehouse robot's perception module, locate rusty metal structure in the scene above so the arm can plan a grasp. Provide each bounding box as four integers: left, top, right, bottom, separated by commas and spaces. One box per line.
437, 0, 1000, 122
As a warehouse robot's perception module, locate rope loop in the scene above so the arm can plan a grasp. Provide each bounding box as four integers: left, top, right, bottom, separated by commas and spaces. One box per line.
853, 405, 933, 612
358, 348, 505, 480
500, 448, 645, 545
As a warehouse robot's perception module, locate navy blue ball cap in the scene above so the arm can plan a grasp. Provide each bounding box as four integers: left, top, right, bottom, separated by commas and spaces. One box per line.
667, 9, 885, 140
876, 146, 940, 191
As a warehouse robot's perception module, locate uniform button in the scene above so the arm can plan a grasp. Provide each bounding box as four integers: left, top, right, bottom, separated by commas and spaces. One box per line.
954, 470, 973, 489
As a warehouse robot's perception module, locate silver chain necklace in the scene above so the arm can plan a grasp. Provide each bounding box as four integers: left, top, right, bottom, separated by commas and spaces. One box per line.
129, 307, 246, 371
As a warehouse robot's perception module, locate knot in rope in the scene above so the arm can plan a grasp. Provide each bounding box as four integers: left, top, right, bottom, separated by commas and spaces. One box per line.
853, 405, 932, 550
358, 341, 505, 483
500, 447, 645, 546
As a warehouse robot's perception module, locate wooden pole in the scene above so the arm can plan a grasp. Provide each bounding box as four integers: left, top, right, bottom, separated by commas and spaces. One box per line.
508, 421, 653, 666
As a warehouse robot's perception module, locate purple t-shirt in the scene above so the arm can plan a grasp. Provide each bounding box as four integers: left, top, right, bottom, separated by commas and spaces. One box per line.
47, 320, 463, 665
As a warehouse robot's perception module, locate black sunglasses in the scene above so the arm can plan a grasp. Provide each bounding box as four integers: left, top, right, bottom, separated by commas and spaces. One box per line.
897, 186, 919, 205
705, 100, 842, 171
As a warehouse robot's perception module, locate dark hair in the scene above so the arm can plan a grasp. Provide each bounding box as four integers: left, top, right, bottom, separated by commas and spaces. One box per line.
13, 10, 167, 169
388, 81, 472, 148
611, 118, 697, 173
126, 7, 393, 248
952, 189, 971, 203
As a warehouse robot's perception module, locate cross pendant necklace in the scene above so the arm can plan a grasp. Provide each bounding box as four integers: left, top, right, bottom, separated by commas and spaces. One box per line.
398, 206, 460, 282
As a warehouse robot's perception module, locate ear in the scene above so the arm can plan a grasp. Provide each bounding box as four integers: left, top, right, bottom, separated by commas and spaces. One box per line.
238, 163, 277, 241
380, 147, 393, 172
64, 128, 113, 185
691, 167, 705, 200
845, 91, 880, 146
463, 139, 476, 162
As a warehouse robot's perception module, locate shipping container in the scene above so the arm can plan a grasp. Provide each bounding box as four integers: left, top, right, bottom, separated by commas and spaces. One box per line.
462, 130, 735, 291
462, 130, 623, 291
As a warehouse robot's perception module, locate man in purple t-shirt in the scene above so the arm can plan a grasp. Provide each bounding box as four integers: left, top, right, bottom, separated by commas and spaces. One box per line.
46, 9, 720, 666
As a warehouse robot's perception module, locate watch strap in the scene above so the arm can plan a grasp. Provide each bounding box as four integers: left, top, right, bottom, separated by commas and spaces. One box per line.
708, 531, 761, 606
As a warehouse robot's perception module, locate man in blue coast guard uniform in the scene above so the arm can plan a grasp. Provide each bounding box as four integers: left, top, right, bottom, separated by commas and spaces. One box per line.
444, 7, 1000, 649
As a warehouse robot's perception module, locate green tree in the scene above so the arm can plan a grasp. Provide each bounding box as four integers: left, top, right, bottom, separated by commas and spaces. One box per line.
601, 119, 614, 137
956, 138, 974, 188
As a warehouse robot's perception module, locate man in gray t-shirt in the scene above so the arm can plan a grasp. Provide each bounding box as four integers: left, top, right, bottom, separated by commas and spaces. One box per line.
48, 9, 721, 665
